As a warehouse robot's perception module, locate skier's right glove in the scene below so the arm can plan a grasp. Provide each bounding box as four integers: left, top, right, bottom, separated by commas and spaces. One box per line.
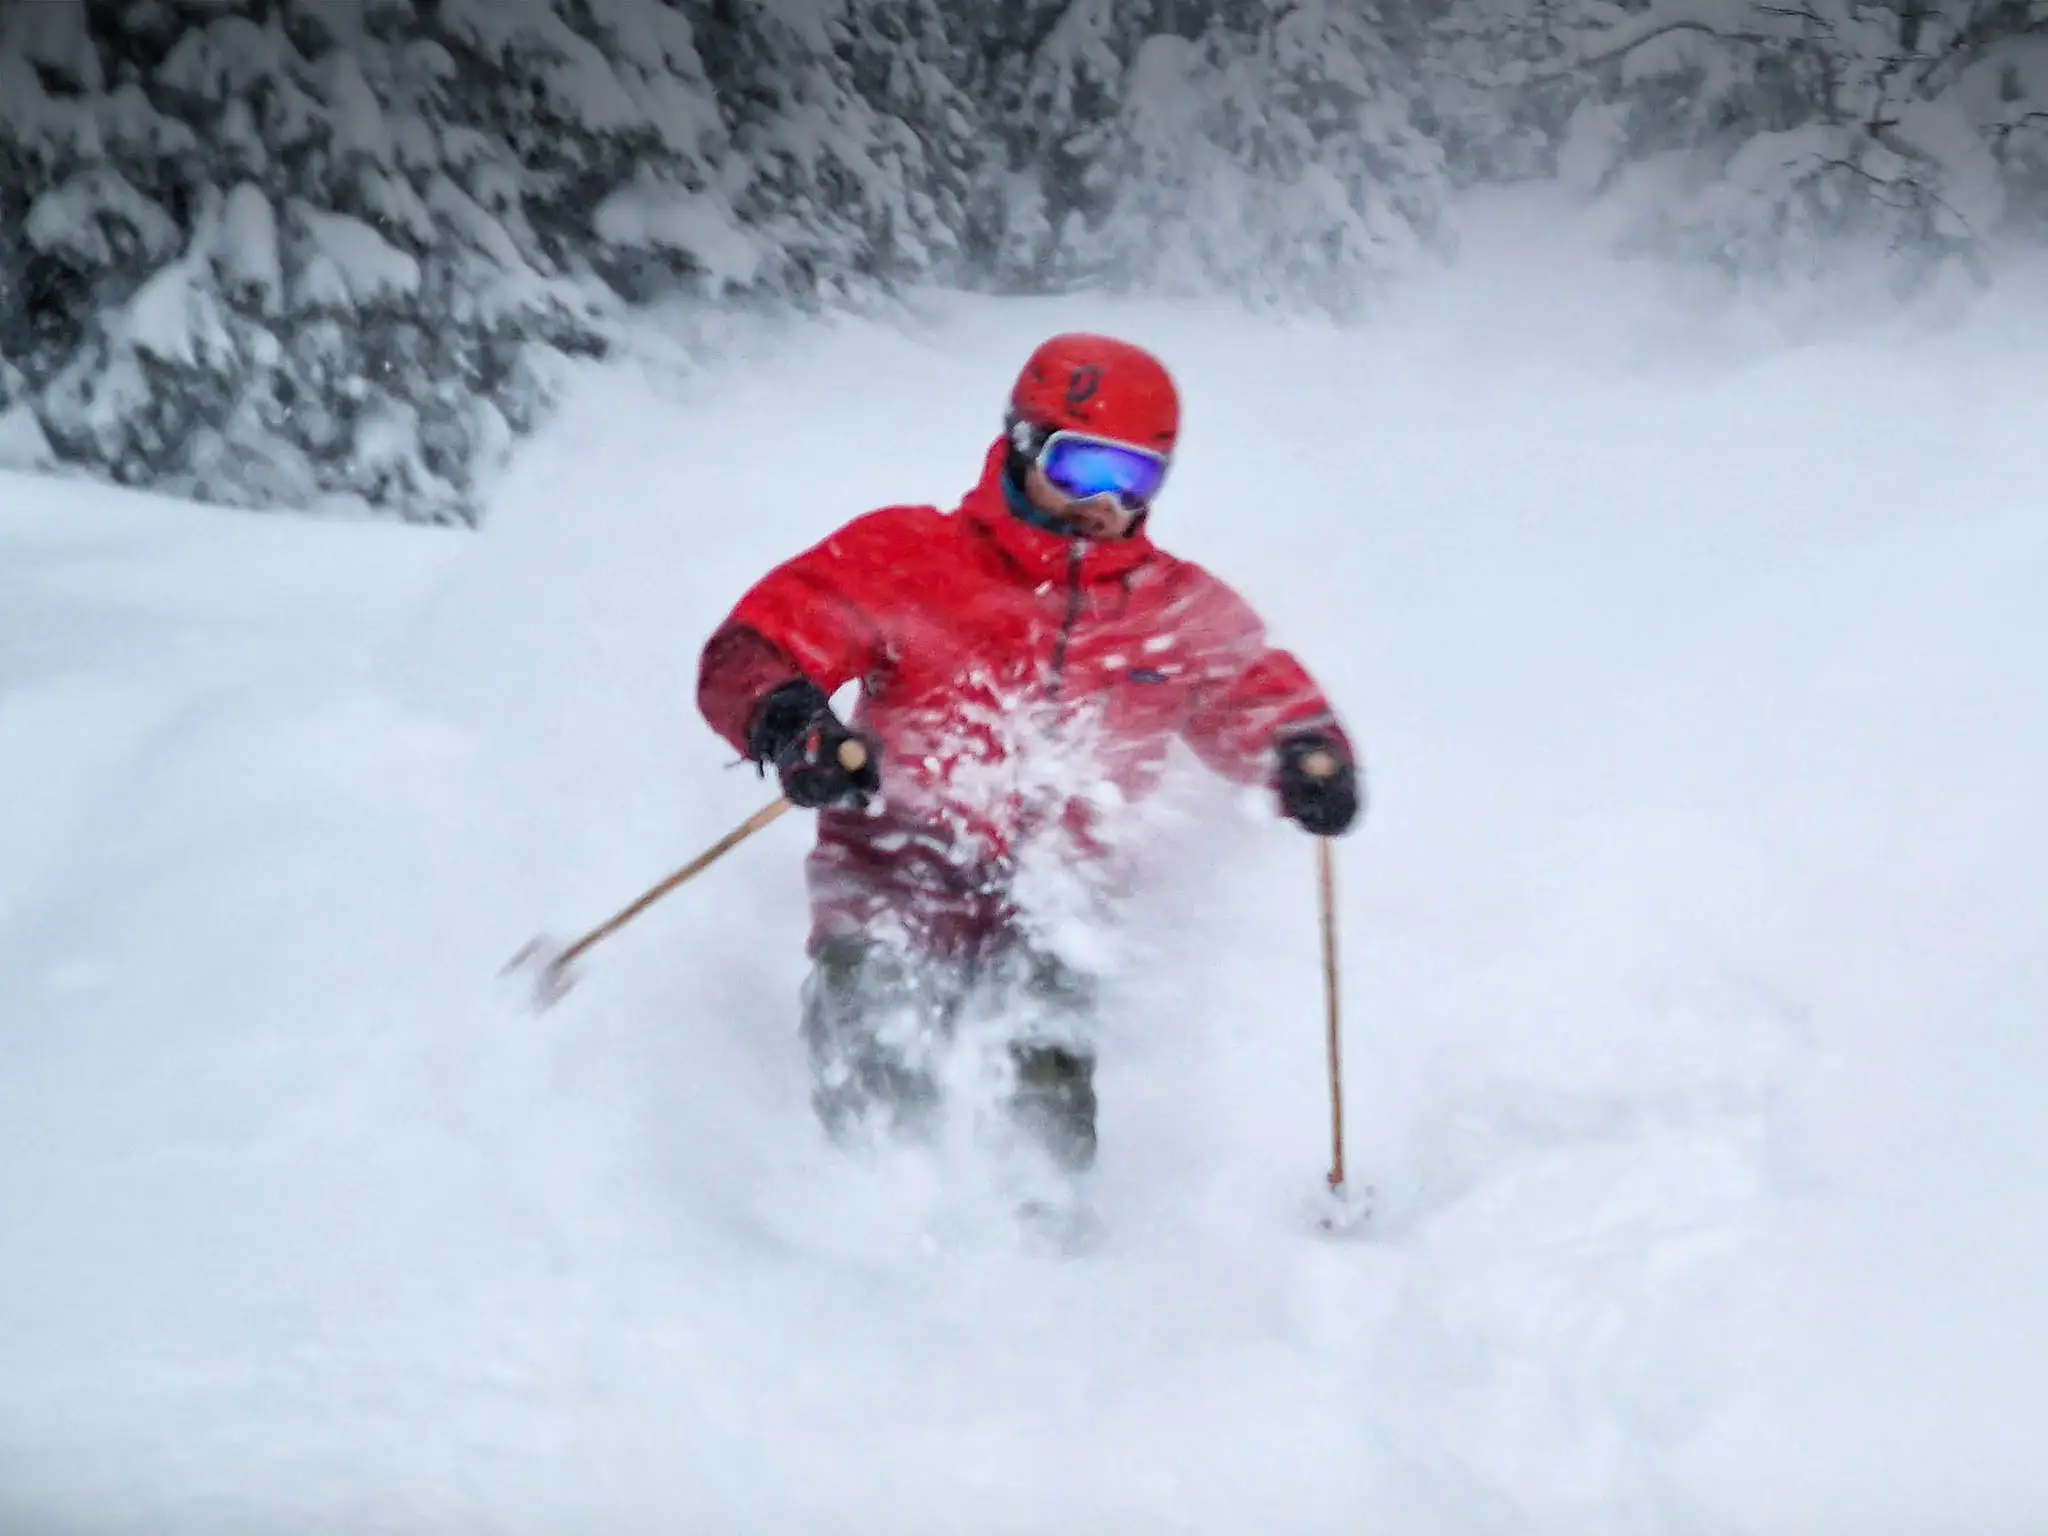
746, 679, 881, 810
1276, 730, 1361, 837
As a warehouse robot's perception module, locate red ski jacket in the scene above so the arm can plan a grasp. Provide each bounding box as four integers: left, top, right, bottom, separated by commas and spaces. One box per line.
699, 441, 1346, 955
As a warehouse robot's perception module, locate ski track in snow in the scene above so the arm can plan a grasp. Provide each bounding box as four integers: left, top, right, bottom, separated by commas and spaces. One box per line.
3, 205, 2046, 1534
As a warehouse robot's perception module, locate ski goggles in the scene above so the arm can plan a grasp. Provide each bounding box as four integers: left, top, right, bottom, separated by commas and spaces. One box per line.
1035, 431, 1171, 509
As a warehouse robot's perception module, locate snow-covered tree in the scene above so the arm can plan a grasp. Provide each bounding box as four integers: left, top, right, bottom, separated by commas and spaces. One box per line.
1931, 0, 2048, 237
957, 0, 1173, 289
1203, 0, 1450, 307
973, 0, 1448, 308
442, 0, 751, 301
1590, 1, 2015, 285
1424, 0, 2048, 289
839, 0, 982, 279
688, 0, 975, 302
1421, 0, 1588, 182
0, 0, 742, 522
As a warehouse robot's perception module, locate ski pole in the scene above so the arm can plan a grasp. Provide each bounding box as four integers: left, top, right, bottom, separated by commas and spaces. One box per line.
1320, 835, 1345, 1190
503, 737, 870, 1009
504, 796, 792, 1008
1316, 835, 1369, 1231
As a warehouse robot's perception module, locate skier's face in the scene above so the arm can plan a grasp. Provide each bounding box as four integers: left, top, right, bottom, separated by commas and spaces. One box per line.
1023, 463, 1141, 541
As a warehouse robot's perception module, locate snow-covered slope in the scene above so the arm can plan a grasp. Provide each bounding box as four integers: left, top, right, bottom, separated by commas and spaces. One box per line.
3, 212, 2046, 1534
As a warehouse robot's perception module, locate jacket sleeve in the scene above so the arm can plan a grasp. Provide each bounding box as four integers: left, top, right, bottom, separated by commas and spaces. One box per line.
1176, 566, 1349, 787
696, 509, 915, 756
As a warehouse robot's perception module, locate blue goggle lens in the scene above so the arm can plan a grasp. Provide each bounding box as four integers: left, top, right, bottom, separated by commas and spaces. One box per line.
1039, 435, 1170, 506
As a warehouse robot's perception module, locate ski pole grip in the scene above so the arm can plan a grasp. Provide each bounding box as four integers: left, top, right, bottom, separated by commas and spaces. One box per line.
836, 737, 870, 774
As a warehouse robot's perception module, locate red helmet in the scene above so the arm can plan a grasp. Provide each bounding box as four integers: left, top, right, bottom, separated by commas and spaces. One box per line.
1009, 333, 1180, 454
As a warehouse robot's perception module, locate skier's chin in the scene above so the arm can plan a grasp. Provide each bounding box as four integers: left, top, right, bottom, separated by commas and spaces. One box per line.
1059, 498, 1136, 541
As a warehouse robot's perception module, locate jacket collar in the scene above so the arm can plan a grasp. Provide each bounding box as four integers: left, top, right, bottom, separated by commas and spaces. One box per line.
957, 439, 1157, 586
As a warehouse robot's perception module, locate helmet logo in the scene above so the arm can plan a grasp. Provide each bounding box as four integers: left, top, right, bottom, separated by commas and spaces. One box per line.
1065, 365, 1102, 411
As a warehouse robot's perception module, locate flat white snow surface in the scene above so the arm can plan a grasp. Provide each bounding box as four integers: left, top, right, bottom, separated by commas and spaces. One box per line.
4, 220, 2047, 1535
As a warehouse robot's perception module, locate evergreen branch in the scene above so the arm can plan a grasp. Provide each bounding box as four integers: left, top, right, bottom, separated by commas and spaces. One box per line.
1519, 1, 1814, 81
1804, 134, 1985, 247
1749, 5, 1832, 27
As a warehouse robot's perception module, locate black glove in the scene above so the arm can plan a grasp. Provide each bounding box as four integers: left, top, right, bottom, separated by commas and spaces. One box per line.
746, 679, 881, 810
1276, 731, 1361, 837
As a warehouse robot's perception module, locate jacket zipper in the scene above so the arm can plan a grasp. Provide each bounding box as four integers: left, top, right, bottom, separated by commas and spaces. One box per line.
1046, 542, 1086, 698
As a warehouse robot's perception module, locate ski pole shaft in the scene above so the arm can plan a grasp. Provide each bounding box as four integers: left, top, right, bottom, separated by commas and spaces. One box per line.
505, 740, 872, 1009
1319, 836, 1345, 1191
554, 795, 793, 972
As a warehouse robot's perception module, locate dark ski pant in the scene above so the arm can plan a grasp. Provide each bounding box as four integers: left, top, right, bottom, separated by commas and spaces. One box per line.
799, 932, 1099, 1172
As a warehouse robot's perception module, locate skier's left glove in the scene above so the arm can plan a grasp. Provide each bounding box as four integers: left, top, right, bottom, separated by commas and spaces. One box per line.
746, 678, 881, 810
1276, 731, 1361, 837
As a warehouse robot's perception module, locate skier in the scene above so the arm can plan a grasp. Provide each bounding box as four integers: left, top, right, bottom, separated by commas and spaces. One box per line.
697, 333, 1360, 1176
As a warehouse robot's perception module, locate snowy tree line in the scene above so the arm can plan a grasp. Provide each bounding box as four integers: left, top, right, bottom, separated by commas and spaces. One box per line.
1, 0, 2041, 523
